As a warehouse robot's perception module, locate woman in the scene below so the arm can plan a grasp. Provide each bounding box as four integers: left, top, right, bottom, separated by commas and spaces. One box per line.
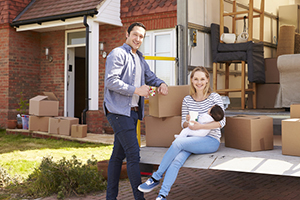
138, 66, 226, 200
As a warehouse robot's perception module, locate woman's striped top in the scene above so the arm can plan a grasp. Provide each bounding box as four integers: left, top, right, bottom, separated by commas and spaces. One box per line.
181, 92, 226, 142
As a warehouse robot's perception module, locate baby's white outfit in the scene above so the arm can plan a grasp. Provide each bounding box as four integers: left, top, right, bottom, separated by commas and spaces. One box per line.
175, 113, 214, 138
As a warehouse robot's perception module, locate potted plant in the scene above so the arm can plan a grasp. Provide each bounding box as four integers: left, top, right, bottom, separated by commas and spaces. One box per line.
16, 92, 29, 129
97, 160, 127, 180
7, 119, 17, 129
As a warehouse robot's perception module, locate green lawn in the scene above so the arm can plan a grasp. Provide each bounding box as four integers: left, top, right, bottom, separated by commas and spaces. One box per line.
0, 129, 113, 179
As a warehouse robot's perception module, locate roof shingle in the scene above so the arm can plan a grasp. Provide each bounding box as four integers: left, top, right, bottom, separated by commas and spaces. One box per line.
121, 0, 177, 18
14, 0, 104, 22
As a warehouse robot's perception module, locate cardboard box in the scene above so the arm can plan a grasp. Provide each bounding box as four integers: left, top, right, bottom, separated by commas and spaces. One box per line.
48, 117, 79, 136
29, 116, 50, 132
264, 58, 280, 83
149, 85, 189, 118
290, 104, 300, 118
248, 83, 280, 109
71, 124, 87, 138
145, 116, 182, 147
282, 118, 300, 156
29, 92, 59, 116
224, 115, 274, 152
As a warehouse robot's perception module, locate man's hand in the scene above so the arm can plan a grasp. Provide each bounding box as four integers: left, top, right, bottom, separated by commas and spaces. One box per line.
157, 83, 168, 95
134, 85, 150, 97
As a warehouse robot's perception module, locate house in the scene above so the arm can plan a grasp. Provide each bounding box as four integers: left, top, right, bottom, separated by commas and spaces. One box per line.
1, 0, 298, 134
0, 0, 177, 133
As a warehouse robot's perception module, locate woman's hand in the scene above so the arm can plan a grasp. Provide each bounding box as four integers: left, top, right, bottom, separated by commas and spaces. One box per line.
186, 114, 190, 122
188, 121, 203, 130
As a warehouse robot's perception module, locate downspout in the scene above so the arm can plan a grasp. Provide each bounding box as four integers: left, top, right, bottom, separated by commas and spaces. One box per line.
82, 15, 89, 124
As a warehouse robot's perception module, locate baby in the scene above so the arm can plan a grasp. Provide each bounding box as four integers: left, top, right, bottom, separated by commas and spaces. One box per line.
175, 104, 224, 138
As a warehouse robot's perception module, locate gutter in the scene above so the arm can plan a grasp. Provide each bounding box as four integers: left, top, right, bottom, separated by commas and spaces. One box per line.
82, 15, 90, 124
11, 10, 98, 27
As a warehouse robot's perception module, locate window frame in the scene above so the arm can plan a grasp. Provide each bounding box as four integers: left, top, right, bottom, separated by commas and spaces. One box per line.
140, 28, 176, 85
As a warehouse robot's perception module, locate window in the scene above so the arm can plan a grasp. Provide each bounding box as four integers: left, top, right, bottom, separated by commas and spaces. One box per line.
139, 29, 176, 86
67, 31, 86, 45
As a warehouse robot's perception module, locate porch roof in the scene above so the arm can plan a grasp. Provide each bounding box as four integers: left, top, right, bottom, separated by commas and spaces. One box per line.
12, 0, 103, 27
11, 0, 122, 32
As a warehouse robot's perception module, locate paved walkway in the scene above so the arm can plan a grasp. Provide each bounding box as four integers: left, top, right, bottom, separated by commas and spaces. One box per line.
42, 167, 300, 200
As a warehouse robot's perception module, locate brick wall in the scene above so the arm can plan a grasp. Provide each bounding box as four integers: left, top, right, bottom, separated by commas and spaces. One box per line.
0, 28, 9, 127
90, 9, 177, 134
0, 0, 35, 127
8, 27, 41, 120
3, 29, 65, 126
40, 31, 65, 116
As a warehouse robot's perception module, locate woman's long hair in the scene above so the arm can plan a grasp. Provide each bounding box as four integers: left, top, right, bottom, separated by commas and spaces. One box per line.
189, 66, 212, 98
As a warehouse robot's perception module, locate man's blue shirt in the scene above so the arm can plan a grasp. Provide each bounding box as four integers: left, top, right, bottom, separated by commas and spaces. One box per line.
103, 43, 165, 120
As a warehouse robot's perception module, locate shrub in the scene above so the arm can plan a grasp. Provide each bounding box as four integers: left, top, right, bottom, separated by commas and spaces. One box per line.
23, 155, 106, 199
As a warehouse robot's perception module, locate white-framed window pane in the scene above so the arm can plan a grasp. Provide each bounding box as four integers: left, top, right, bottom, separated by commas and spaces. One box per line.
67, 31, 86, 45
155, 34, 171, 53
139, 36, 150, 55
155, 34, 172, 85
139, 36, 153, 71
155, 60, 173, 85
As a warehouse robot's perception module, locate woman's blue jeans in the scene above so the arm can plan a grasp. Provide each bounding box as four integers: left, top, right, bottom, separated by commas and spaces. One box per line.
106, 111, 145, 200
152, 136, 220, 197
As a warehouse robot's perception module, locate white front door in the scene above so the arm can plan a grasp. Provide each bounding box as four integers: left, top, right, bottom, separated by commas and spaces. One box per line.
67, 48, 75, 117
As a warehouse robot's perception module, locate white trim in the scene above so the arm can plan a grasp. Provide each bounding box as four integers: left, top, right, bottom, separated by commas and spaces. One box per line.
64, 24, 99, 116
94, 0, 122, 26
16, 17, 85, 32
64, 31, 69, 116
88, 18, 99, 110
65, 28, 87, 116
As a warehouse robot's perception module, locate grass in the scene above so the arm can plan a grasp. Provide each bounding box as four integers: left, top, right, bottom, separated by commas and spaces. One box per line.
0, 129, 113, 179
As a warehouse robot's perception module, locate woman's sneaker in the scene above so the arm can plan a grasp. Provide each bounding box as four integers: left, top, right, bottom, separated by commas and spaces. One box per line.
156, 194, 166, 200
138, 178, 160, 193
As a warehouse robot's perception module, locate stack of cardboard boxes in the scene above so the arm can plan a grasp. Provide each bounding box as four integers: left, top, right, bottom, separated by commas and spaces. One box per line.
281, 104, 300, 156
145, 85, 189, 147
28, 92, 87, 138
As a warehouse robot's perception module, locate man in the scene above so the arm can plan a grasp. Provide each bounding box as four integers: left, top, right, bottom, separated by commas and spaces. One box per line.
103, 22, 168, 200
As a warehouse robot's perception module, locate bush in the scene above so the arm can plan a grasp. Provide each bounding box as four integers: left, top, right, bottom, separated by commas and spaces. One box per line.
23, 155, 106, 199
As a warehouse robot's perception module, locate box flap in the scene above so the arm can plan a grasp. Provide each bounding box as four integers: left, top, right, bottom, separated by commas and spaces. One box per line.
232, 115, 260, 120
43, 92, 58, 101
30, 95, 48, 101
283, 118, 300, 122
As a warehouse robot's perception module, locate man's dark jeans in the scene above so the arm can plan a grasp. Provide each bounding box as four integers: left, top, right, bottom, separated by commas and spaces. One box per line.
106, 111, 145, 200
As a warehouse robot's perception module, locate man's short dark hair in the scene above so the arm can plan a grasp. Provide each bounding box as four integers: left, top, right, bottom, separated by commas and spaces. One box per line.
210, 105, 224, 122
127, 22, 146, 35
